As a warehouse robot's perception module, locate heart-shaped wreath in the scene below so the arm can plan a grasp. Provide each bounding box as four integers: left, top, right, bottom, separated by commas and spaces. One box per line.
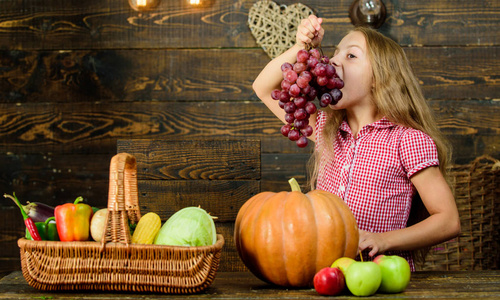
248, 0, 315, 59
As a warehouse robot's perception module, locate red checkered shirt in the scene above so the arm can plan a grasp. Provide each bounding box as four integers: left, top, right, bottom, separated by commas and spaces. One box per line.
314, 111, 439, 271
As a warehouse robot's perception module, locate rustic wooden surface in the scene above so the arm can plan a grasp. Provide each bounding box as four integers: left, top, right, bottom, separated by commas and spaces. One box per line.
0, 270, 499, 299
0, 0, 498, 273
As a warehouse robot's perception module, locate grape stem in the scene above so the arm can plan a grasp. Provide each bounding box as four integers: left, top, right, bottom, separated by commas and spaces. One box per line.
307, 43, 324, 57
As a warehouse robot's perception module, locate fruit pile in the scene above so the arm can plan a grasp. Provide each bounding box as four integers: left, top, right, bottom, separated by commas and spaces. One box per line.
314, 255, 411, 296
271, 48, 344, 148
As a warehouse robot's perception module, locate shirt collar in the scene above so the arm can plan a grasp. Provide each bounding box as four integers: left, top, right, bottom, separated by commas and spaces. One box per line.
339, 117, 396, 134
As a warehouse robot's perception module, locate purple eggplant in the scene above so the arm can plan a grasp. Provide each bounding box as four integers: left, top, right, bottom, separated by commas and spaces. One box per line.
23, 201, 55, 223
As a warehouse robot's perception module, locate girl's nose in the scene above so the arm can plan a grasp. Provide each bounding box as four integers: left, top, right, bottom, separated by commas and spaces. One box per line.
330, 55, 340, 67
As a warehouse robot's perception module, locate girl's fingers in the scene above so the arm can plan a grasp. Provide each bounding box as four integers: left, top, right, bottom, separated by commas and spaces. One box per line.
297, 16, 323, 45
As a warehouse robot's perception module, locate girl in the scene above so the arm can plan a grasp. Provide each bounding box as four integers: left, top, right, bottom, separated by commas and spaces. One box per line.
253, 15, 460, 270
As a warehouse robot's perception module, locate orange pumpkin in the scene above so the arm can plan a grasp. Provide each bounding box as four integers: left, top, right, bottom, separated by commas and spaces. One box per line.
234, 178, 359, 287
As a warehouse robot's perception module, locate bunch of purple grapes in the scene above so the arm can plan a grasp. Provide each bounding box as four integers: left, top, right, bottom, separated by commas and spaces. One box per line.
271, 48, 344, 148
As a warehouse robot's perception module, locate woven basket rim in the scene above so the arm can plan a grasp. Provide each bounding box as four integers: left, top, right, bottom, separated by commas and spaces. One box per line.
18, 234, 225, 250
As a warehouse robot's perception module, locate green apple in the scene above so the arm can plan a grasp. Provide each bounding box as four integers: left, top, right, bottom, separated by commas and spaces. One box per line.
331, 257, 355, 274
344, 261, 381, 296
373, 255, 411, 293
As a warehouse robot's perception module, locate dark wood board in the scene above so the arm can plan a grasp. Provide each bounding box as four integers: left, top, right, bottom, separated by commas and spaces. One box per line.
0, 0, 497, 49
0, 47, 497, 103
0, 101, 497, 158
116, 139, 261, 180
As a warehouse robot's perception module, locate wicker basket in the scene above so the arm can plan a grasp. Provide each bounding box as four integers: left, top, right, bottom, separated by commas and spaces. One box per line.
18, 153, 225, 293
417, 155, 499, 271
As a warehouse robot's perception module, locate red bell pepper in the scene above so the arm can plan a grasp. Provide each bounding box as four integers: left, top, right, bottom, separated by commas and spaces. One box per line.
54, 196, 93, 241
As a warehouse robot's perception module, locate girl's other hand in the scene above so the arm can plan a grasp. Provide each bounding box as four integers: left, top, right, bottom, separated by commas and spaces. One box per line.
358, 229, 388, 257
296, 15, 324, 48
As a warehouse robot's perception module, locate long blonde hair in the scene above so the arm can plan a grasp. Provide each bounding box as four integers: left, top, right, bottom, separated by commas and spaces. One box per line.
308, 27, 452, 263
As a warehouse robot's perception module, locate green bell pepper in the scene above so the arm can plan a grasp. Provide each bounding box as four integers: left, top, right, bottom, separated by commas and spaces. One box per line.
25, 217, 59, 241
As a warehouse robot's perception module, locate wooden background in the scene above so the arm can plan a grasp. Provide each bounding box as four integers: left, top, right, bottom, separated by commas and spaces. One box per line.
0, 0, 498, 272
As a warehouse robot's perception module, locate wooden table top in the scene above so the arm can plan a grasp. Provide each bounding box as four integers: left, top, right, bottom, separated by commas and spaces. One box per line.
1, 270, 499, 299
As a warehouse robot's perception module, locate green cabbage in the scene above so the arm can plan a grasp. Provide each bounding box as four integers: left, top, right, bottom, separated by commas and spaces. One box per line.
154, 206, 216, 246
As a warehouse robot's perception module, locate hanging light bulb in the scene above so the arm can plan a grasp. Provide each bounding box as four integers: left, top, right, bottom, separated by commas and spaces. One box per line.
359, 0, 381, 23
349, 0, 386, 28
128, 0, 161, 11
188, 0, 215, 7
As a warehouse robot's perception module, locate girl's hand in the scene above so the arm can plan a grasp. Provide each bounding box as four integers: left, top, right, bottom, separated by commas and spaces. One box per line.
296, 15, 324, 48
358, 230, 389, 257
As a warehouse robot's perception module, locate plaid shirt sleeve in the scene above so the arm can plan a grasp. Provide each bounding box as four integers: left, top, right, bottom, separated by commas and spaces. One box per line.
399, 129, 440, 178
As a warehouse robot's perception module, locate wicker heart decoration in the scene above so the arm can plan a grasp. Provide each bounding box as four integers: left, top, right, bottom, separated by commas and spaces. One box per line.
248, 0, 314, 59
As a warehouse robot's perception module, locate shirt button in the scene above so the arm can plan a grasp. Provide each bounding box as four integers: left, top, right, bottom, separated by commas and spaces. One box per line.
339, 185, 346, 192
350, 143, 355, 149
344, 165, 349, 171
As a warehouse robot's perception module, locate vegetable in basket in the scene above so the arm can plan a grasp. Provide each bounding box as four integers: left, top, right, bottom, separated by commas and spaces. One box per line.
132, 212, 162, 244
28, 217, 59, 241
20, 201, 55, 223
55, 196, 93, 241
154, 206, 217, 246
4, 193, 42, 241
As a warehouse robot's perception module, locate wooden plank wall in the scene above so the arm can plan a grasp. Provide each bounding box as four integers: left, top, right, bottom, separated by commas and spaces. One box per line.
0, 0, 498, 272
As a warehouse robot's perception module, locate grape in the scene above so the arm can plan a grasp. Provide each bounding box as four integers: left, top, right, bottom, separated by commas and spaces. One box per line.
288, 129, 300, 141
293, 96, 307, 108
334, 77, 344, 89
326, 64, 336, 77
326, 77, 337, 89
289, 84, 301, 97
296, 136, 308, 148
271, 89, 281, 100
301, 125, 313, 137
297, 49, 310, 63
307, 87, 317, 100
296, 76, 309, 89
281, 80, 291, 92
284, 101, 296, 113
294, 119, 308, 130
316, 76, 328, 86
331, 89, 343, 103
301, 84, 312, 95
285, 113, 295, 123
315, 63, 327, 76
281, 62, 293, 72
281, 124, 291, 137
309, 48, 321, 59
305, 101, 317, 114
294, 108, 308, 120
300, 71, 312, 82
320, 93, 333, 107
307, 56, 319, 69
293, 62, 308, 74
271, 47, 344, 148
284, 69, 298, 83
279, 91, 290, 102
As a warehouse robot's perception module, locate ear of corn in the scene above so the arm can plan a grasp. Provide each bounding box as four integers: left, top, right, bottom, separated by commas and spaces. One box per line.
132, 212, 162, 244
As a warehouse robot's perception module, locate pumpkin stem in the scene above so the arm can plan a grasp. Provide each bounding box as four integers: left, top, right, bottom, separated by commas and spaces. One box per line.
288, 178, 302, 192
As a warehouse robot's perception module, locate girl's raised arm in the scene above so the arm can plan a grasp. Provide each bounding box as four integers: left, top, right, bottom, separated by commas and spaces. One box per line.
252, 16, 324, 127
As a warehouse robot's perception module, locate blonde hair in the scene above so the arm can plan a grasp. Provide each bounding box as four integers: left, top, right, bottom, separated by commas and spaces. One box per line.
308, 26, 452, 266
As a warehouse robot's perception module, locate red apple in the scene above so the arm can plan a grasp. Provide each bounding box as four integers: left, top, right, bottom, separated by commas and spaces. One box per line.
313, 267, 345, 296
373, 255, 411, 293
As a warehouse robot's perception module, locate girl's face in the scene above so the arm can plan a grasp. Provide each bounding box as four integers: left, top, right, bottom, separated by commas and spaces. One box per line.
330, 31, 374, 110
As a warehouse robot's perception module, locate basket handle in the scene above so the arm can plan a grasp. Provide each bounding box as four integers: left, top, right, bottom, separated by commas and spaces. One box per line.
101, 153, 142, 246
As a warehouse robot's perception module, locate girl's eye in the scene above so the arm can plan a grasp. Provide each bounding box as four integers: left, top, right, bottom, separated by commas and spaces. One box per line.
347, 53, 356, 59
